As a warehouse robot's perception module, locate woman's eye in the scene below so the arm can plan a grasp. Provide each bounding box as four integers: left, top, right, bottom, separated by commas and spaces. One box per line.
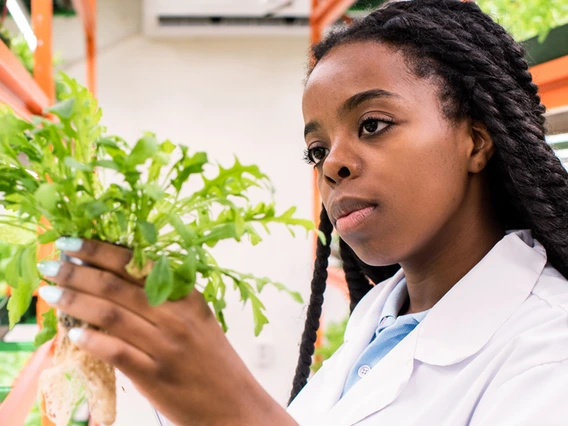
359, 118, 392, 136
303, 147, 329, 166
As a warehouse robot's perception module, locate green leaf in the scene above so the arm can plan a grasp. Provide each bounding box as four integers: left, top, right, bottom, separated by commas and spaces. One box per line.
0, 224, 36, 245
8, 276, 38, 328
35, 183, 59, 212
160, 140, 176, 154
5, 250, 21, 288
93, 159, 120, 171
38, 229, 59, 244
115, 211, 128, 232
170, 253, 197, 300
145, 255, 173, 306
127, 134, 158, 167
266, 280, 304, 303
233, 213, 245, 241
5, 244, 37, 289
97, 138, 120, 149
172, 152, 208, 191
64, 157, 93, 172
168, 214, 195, 246
138, 221, 157, 244
21, 244, 38, 285
139, 183, 165, 201
83, 201, 109, 219
34, 308, 58, 346
249, 292, 268, 337
48, 98, 75, 119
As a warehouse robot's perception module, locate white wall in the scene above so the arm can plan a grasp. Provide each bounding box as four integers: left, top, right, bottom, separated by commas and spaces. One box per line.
14, 0, 350, 411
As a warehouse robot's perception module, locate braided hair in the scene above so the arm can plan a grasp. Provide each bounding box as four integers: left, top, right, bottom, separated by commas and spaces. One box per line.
288, 0, 568, 404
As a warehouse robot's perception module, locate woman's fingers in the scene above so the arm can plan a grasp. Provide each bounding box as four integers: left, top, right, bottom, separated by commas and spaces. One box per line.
40, 260, 158, 324
55, 237, 146, 285
69, 327, 158, 380
40, 285, 160, 358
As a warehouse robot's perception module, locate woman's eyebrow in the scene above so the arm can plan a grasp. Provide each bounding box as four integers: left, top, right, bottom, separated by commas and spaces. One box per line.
339, 88, 399, 117
304, 121, 321, 139
304, 89, 398, 139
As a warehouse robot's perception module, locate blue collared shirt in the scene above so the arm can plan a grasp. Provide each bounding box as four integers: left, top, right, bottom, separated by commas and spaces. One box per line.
340, 277, 430, 398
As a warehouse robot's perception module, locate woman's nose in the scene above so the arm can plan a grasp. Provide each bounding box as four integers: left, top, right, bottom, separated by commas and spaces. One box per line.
322, 143, 359, 187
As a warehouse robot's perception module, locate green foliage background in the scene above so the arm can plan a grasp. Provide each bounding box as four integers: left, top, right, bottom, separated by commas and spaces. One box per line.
476, 0, 568, 41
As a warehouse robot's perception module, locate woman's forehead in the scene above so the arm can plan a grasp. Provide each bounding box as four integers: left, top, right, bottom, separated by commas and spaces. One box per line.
302, 42, 434, 116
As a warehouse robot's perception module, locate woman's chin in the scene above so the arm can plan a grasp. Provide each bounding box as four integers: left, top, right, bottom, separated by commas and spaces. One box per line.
346, 244, 400, 267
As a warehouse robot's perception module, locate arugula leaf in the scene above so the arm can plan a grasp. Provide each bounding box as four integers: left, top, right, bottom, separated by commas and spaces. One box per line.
145, 255, 173, 306
34, 308, 58, 346
8, 275, 39, 328
47, 98, 75, 119
127, 134, 158, 167
38, 229, 59, 244
0, 224, 36, 245
138, 221, 157, 244
64, 157, 93, 172
35, 183, 59, 212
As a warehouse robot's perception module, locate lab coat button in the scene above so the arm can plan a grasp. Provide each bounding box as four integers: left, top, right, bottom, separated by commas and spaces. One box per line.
358, 365, 371, 377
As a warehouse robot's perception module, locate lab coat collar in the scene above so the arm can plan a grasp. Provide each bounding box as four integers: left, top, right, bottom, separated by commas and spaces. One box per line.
414, 229, 547, 366
288, 230, 548, 426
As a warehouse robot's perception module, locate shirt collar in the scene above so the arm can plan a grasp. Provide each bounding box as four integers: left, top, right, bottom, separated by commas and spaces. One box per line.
379, 278, 429, 327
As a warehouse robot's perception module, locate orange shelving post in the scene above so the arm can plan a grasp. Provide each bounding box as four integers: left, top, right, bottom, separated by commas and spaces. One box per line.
72, 0, 97, 94
0, 40, 49, 115
32, 2, 56, 424
32, 0, 56, 335
530, 55, 568, 110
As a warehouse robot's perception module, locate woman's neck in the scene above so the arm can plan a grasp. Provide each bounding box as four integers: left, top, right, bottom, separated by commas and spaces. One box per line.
400, 201, 505, 315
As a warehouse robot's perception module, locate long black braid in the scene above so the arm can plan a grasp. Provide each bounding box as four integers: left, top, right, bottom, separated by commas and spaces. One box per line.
289, 0, 568, 404
289, 206, 333, 400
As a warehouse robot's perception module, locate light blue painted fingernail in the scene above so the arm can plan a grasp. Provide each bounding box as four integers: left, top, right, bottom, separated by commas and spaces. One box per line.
38, 286, 63, 304
68, 327, 84, 343
37, 261, 61, 277
56, 237, 83, 252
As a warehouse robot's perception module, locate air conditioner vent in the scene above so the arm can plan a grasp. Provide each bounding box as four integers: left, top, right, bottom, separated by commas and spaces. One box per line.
158, 16, 309, 28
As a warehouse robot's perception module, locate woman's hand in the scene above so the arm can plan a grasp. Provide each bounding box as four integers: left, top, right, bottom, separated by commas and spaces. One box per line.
37, 238, 298, 426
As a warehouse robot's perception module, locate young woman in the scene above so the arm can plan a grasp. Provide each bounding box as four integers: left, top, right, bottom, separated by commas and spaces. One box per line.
37, 0, 568, 424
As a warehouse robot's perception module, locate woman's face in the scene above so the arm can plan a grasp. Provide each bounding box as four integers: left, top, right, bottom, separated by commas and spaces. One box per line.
303, 41, 479, 266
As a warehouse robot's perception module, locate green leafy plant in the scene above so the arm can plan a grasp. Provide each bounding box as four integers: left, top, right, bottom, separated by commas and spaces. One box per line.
311, 316, 348, 374
0, 73, 315, 338
477, 0, 568, 41
0, 73, 318, 425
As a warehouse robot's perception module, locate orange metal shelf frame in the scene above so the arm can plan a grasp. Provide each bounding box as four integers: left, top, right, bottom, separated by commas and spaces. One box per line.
71, 0, 97, 94
531, 55, 568, 110
0, 40, 49, 116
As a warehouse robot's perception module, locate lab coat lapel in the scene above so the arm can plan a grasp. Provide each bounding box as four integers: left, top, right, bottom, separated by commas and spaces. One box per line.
323, 327, 418, 426
287, 269, 405, 425
316, 269, 407, 425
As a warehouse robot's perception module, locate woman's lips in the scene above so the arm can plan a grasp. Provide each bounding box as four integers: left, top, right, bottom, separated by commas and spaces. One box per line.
335, 206, 375, 234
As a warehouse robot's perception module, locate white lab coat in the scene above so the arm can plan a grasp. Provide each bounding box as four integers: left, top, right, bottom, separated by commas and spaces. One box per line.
287, 230, 568, 425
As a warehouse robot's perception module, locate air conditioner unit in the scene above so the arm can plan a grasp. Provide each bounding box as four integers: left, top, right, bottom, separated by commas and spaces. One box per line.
143, 0, 311, 37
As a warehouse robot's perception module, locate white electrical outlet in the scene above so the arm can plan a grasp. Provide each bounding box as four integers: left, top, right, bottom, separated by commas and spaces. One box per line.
255, 342, 275, 369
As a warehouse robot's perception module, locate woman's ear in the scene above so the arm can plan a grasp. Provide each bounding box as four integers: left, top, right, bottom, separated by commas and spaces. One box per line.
468, 121, 495, 174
